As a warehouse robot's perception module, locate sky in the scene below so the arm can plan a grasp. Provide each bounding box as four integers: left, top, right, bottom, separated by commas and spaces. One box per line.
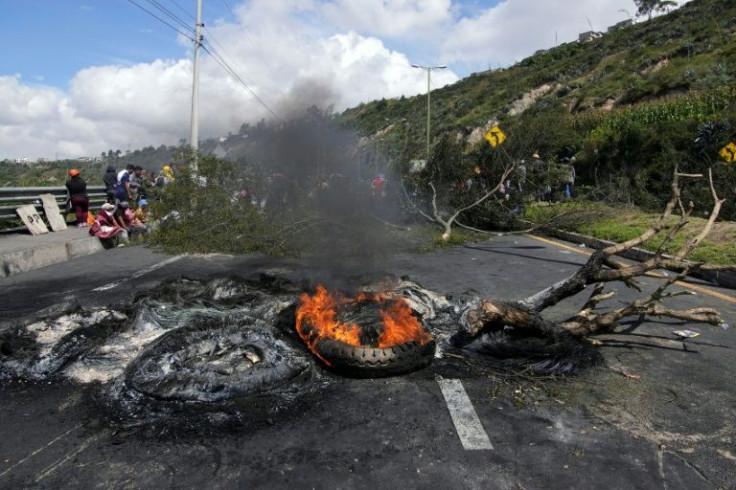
0, 0, 689, 160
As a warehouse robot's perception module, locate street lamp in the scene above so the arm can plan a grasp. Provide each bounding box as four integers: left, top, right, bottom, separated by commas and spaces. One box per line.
412, 64, 446, 163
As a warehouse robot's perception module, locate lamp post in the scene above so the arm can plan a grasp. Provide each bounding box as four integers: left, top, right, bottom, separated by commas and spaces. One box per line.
412, 64, 446, 163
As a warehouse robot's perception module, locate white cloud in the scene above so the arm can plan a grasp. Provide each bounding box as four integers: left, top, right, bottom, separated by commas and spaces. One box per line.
321, 0, 453, 38
442, 0, 626, 66
1, 0, 692, 160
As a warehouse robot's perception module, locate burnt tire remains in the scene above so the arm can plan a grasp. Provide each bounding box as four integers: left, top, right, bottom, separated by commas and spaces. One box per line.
125, 320, 311, 403
314, 338, 436, 378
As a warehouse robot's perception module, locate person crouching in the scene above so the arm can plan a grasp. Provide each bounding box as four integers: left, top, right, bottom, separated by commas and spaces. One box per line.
89, 203, 129, 247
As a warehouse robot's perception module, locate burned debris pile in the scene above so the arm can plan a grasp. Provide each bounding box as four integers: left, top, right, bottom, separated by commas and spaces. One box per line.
0, 166, 730, 427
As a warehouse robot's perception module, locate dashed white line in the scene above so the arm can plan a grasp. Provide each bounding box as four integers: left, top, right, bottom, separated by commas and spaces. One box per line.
93, 254, 185, 291
0, 424, 83, 478
437, 378, 494, 450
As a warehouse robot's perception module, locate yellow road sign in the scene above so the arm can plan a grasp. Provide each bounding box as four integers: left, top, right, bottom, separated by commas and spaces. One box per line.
720, 142, 736, 163
484, 125, 506, 148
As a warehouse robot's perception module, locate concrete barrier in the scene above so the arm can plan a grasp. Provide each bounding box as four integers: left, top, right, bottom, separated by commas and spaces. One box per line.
538, 227, 736, 290
0, 231, 105, 278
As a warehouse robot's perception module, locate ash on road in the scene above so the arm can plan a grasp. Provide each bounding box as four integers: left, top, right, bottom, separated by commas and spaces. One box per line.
1, 235, 735, 489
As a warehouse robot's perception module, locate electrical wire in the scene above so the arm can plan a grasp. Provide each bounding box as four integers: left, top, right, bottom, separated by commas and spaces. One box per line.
212, 0, 279, 82
142, 0, 194, 34
127, 0, 195, 41
167, 0, 196, 22
130, 0, 282, 121
201, 43, 282, 121
202, 28, 263, 91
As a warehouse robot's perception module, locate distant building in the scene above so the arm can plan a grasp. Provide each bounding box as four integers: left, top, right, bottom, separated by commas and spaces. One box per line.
534, 49, 549, 56
578, 31, 603, 42
608, 19, 633, 32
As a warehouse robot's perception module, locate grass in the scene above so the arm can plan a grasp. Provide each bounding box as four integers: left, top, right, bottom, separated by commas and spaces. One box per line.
577, 209, 736, 266
524, 200, 736, 266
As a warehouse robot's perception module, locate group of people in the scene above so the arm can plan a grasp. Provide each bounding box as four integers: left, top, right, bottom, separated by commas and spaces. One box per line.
65, 163, 161, 247
455, 153, 576, 204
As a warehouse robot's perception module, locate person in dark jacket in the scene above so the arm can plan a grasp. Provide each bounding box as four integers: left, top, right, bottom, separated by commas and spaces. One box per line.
66, 169, 89, 227
103, 166, 118, 204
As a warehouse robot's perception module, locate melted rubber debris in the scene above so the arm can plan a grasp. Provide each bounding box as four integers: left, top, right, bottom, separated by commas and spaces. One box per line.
0, 274, 598, 428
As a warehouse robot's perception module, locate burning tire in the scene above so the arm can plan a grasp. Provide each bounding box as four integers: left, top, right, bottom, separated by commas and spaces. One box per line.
125, 320, 311, 403
313, 338, 436, 378
296, 285, 436, 377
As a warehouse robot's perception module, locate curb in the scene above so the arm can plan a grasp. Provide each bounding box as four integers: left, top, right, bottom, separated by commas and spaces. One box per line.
0, 236, 105, 278
537, 228, 736, 290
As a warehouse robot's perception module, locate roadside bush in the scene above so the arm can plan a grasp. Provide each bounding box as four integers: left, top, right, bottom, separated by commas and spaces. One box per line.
148, 150, 284, 255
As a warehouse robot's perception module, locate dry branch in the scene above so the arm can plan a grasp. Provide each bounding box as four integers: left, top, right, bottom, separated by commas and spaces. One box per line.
466, 167, 727, 341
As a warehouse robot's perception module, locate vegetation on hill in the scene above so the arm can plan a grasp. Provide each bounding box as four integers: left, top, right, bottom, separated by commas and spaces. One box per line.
335, 0, 736, 220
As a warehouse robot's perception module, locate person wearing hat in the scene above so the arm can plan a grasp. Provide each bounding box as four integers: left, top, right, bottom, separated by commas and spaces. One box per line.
133, 198, 150, 228
162, 164, 175, 183
65, 169, 89, 227
89, 202, 128, 246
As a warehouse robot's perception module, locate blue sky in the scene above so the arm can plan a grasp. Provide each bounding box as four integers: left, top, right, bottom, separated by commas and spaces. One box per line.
0, 0, 226, 88
1, 0, 505, 89
0, 0, 686, 159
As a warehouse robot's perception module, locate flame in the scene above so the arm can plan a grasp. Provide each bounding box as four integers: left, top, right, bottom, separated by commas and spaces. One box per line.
378, 296, 432, 348
296, 284, 432, 364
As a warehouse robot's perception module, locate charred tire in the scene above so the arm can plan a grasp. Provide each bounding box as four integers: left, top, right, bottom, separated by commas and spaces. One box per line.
314, 339, 436, 378
125, 322, 311, 403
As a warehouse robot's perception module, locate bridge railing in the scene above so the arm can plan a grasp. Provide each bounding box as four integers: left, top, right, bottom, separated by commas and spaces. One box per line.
0, 186, 107, 231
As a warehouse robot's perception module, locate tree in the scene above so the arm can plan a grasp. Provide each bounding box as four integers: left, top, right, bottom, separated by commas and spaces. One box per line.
462, 167, 725, 350
401, 134, 516, 242
634, 0, 677, 19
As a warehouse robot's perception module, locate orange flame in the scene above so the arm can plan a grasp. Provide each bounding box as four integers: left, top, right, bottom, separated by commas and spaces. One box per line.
296, 285, 432, 364
378, 296, 432, 348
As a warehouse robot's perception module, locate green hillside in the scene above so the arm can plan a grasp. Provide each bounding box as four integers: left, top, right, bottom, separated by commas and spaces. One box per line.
336, 0, 736, 217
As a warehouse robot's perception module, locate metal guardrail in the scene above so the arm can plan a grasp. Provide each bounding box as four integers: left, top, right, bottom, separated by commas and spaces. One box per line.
0, 186, 107, 227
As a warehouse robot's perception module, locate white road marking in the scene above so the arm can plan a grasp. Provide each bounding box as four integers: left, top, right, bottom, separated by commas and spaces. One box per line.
34, 431, 107, 483
437, 378, 493, 450
0, 424, 83, 478
93, 255, 185, 291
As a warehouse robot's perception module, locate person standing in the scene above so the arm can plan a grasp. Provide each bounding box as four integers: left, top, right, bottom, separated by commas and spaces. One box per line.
116, 165, 134, 203
129, 166, 144, 203
65, 169, 89, 227
564, 163, 576, 199
103, 166, 118, 204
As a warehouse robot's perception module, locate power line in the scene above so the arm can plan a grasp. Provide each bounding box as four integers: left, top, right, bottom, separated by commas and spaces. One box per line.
129, 0, 282, 121
202, 27, 264, 90
219, 0, 236, 15
212, 0, 279, 81
127, 0, 194, 41
167, 0, 196, 22
201, 43, 282, 121
142, 0, 194, 34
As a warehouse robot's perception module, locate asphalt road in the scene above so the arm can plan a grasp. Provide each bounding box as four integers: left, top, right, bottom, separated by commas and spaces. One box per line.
1, 235, 735, 489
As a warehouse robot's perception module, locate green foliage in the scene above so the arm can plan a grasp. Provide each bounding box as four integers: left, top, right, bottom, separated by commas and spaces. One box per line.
148, 150, 284, 255
634, 0, 677, 19
577, 209, 736, 265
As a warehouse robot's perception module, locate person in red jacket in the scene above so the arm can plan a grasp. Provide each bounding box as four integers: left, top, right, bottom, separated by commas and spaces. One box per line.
89, 203, 128, 246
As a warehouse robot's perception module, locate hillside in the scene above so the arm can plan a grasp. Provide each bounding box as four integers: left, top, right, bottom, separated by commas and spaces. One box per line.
339, 0, 735, 144
323, 0, 736, 219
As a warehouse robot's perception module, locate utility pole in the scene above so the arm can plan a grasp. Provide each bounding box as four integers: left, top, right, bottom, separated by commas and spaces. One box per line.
190, 0, 203, 166
411, 64, 446, 163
